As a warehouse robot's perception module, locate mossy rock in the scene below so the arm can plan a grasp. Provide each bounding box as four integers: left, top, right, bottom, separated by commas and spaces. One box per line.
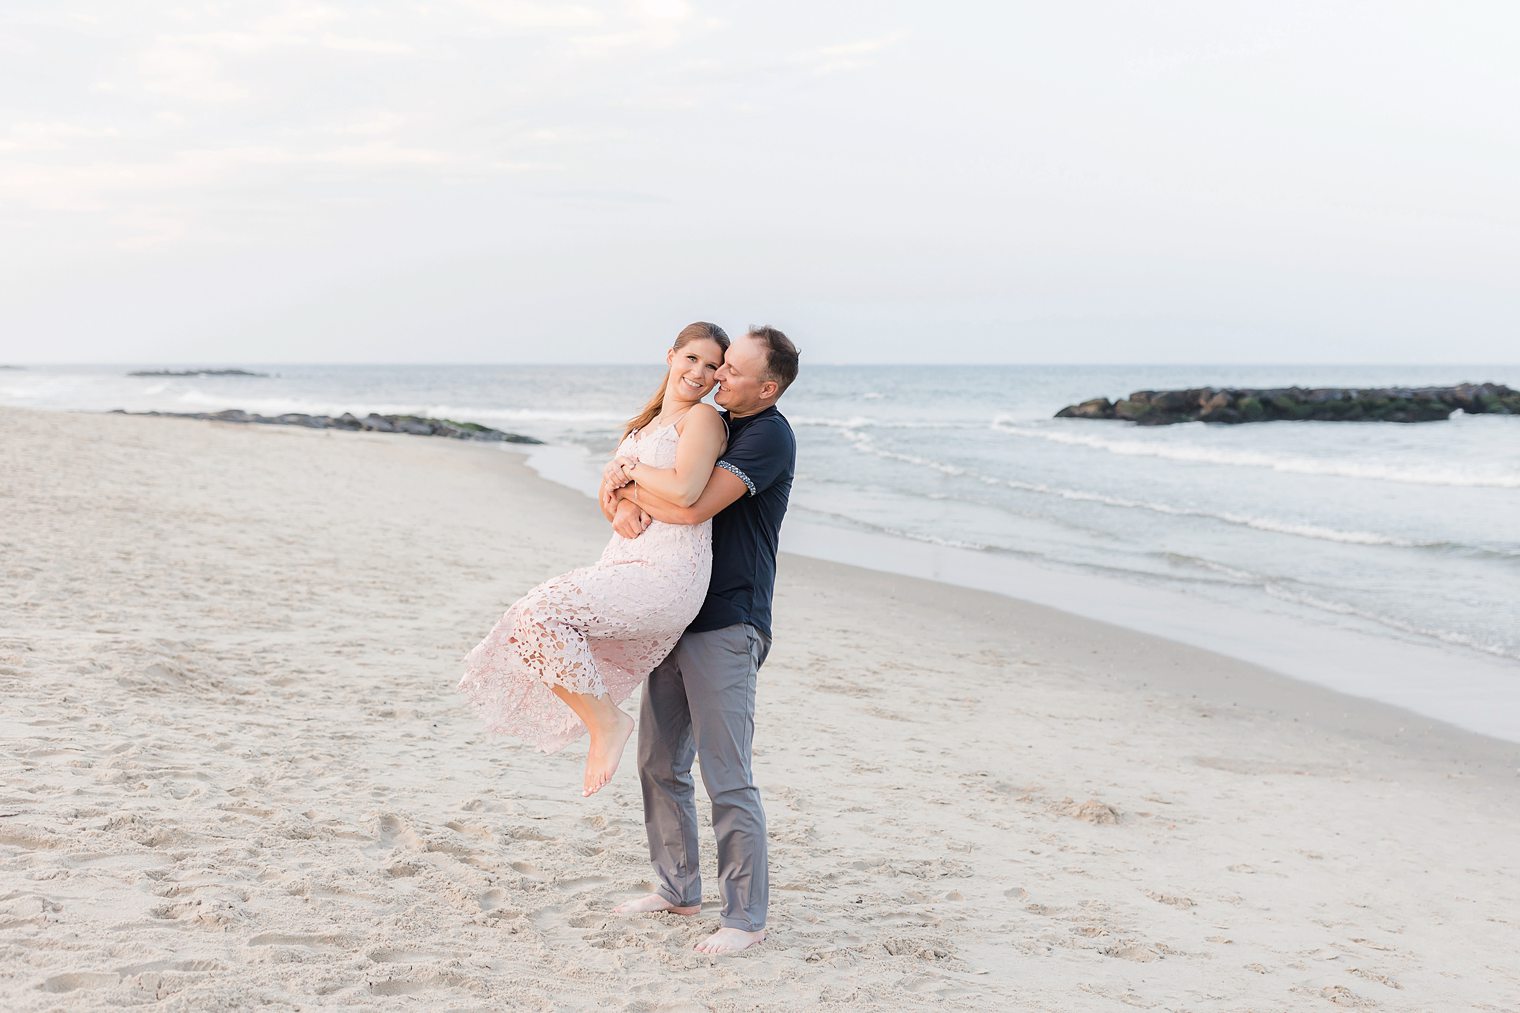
1320, 399, 1356, 418
1266, 396, 1311, 420
1237, 396, 1265, 421
1477, 394, 1519, 414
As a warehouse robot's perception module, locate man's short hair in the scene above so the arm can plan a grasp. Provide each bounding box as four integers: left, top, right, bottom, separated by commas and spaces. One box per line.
748, 325, 799, 396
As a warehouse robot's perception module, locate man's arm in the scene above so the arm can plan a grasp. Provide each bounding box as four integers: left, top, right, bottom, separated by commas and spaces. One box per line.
619, 466, 748, 526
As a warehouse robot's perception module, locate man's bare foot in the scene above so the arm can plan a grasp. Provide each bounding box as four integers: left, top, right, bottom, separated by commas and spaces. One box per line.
583, 706, 635, 797
694, 926, 766, 954
612, 893, 700, 916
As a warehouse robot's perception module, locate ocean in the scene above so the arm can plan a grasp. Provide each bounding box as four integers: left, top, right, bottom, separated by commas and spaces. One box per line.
5, 362, 1517, 739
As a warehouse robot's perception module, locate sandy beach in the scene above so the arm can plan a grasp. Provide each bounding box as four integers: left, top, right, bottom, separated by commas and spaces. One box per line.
2, 403, 1517, 1011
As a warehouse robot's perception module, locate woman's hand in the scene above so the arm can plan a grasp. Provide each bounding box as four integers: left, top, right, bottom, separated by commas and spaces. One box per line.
610, 406, 726, 508
617, 456, 639, 481
603, 456, 632, 491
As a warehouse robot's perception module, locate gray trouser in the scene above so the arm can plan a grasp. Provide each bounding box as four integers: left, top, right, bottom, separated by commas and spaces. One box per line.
637, 622, 771, 931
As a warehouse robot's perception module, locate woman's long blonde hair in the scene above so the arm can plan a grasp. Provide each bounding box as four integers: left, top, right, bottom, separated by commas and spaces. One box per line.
622, 322, 730, 439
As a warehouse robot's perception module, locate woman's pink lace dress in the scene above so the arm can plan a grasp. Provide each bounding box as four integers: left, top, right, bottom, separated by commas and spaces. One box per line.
457, 421, 713, 752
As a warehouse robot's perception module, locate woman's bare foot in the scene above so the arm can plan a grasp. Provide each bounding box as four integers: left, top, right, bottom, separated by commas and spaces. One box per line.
612, 893, 700, 916
694, 926, 766, 954
582, 705, 635, 797
545, 684, 636, 798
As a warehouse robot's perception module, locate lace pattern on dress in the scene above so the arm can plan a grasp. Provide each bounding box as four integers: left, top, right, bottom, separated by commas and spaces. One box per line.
457, 422, 713, 752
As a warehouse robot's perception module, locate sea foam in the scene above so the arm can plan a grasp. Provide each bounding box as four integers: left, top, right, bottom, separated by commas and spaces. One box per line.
990, 417, 1520, 489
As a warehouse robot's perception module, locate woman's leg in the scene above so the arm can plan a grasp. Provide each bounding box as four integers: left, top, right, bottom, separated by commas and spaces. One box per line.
549, 684, 635, 797
497, 588, 637, 796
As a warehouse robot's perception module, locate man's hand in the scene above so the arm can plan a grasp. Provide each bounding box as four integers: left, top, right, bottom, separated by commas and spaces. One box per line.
611, 498, 651, 539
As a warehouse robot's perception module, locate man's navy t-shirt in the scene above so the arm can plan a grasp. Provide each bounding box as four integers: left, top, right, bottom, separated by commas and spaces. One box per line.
687, 406, 795, 639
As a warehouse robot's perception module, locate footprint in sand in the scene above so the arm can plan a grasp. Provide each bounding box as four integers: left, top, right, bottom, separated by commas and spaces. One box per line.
421, 837, 472, 859
0, 826, 65, 850
1347, 967, 1402, 991
1101, 941, 1161, 962
248, 932, 343, 948
555, 874, 610, 892
476, 898, 523, 921
375, 813, 422, 851
38, 971, 122, 994
368, 979, 433, 996
116, 959, 223, 975
367, 948, 454, 964
1318, 984, 1375, 1007
442, 819, 493, 841
150, 891, 249, 930
881, 935, 955, 961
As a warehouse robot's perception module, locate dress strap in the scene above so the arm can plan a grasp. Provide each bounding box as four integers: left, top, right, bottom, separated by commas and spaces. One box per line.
646, 406, 695, 435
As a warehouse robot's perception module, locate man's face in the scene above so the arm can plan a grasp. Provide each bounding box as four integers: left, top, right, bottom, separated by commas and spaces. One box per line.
714, 335, 774, 416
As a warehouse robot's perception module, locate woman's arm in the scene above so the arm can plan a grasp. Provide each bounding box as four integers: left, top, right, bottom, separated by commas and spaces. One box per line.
616, 466, 748, 526
620, 405, 726, 507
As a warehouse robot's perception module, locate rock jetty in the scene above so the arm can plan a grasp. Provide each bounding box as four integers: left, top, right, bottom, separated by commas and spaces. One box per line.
128, 368, 270, 377
111, 409, 543, 443
1055, 383, 1520, 426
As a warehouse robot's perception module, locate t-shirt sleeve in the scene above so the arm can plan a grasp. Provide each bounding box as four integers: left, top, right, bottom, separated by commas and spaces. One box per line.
716, 419, 791, 497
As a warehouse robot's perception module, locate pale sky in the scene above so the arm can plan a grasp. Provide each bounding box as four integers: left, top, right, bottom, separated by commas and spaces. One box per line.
2, 1, 1517, 364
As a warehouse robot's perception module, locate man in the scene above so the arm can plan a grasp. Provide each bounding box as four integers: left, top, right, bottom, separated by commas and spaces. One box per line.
599, 325, 799, 955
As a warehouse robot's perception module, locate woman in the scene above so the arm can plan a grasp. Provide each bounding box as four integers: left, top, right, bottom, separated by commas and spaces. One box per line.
458, 322, 730, 797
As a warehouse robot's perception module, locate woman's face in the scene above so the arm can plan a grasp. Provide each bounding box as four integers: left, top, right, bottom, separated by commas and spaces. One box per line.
665, 338, 725, 404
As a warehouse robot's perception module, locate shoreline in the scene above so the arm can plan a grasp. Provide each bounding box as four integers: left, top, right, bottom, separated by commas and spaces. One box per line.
4, 405, 1518, 1009
21, 402, 1520, 749
3, 364, 1514, 702
522, 440, 1520, 745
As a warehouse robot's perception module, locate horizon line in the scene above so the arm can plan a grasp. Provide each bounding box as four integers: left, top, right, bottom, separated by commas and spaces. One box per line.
5, 361, 1519, 370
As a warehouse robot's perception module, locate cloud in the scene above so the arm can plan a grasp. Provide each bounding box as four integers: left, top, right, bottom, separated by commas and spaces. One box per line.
566, 0, 702, 57
333, 112, 409, 136
795, 31, 907, 75
136, 42, 252, 103
108, 206, 191, 249
155, 29, 414, 55
491, 159, 562, 172
0, 142, 464, 213
0, 121, 123, 153
627, 0, 693, 22
317, 34, 414, 54
543, 188, 673, 205
452, 1, 605, 32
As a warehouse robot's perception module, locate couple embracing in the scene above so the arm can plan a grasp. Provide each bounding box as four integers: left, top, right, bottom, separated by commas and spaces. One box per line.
458, 322, 800, 954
